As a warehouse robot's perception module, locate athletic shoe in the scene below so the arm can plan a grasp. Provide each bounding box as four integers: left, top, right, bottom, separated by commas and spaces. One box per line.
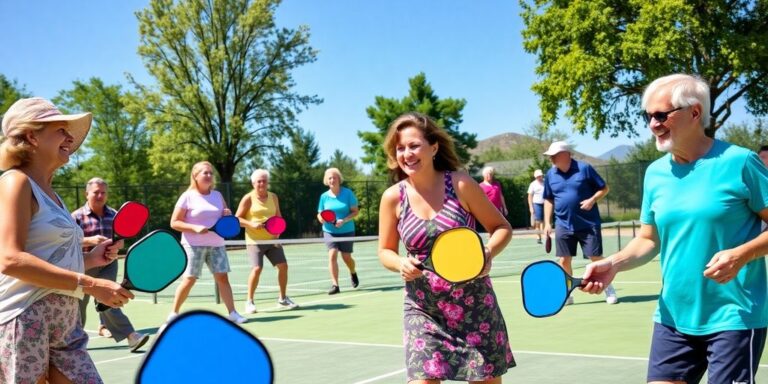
605, 284, 619, 304
351, 273, 360, 288
536, 238, 542, 244
128, 332, 150, 352
244, 301, 257, 314
328, 285, 340, 295
277, 297, 299, 309
565, 296, 574, 305
228, 311, 247, 324
158, 312, 179, 335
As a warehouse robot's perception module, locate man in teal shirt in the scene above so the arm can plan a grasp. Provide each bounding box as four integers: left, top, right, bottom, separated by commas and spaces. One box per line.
582, 74, 768, 383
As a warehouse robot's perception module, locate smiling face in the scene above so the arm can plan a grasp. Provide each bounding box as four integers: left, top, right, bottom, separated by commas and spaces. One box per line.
252, 172, 269, 195
395, 126, 437, 176
85, 182, 108, 211
32, 121, 74, 168
193, 164, 215, 191
644, 91, 701, 153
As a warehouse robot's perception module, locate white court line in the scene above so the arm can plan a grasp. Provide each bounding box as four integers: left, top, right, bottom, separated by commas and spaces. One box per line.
94, 354, 143, 365
351, 369, 406, 384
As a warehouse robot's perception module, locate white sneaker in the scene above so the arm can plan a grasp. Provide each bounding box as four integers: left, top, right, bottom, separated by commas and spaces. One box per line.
228, 311, 247, 324
277, 296, 299, 309
158, 312, 179, 335
244, 301, 257, 314
565, 296, 574, 305
605, 284, 618, 304
128, 332, 150, 352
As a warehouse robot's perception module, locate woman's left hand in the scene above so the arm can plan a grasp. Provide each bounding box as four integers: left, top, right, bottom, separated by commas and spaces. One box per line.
335, 219, 344, 228
479, 246, 492, 277
86, 239, 124, 268
223, 208, 232, 216
704, 248, 749, 284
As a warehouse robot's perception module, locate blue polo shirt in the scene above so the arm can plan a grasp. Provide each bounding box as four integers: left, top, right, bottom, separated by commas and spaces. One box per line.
641, 140, 768, 334
543, 159, 606, 231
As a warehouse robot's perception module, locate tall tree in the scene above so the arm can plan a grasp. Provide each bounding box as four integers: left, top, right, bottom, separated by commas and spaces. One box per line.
0, 74, 29, 113
270, 127, 325, 236
135, 0, 321, 182
325, 149, 363, 181
360, 73, 475, 176
718, 119, 768, 151
54, 78, 152, 185
521, 0, 768, 138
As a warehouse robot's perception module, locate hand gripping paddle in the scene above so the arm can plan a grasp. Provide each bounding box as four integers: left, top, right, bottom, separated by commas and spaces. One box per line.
520, 260, 584, 317
96, 230, 187, 312
415, 227, 486, 284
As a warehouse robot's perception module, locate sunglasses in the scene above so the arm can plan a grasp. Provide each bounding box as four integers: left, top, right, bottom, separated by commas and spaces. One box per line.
642, 106, 684, 124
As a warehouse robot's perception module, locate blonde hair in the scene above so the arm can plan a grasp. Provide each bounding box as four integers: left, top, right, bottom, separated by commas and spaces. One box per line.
383, 112, 461, 182
323, 167, 343, 186
187, 161, 216, 193
0, 120, 45, 170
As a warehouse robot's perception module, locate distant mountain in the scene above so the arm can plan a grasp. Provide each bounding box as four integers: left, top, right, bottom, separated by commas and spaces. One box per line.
471, 132, 607, 176
597, 145, 634, 161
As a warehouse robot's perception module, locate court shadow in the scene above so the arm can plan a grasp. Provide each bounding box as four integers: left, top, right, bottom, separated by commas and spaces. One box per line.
87, 345, 146, 353
613, 294, 659, 303
300, 303, 351, 311
248, 315, 302, 323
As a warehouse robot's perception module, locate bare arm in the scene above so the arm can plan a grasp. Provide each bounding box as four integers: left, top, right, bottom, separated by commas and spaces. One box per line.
580, 184, 609, 211
0, 173, 132, 307
580, 223, 658, 294
235, 193, 259, 230
378, 184, 427, 282
543, 198, 554, 236
170, 205, 207, 234
704, 208, 768, 284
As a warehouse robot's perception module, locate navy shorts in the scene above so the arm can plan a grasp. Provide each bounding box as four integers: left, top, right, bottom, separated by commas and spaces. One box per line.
555, 226, 602, 258
532, 203, 544, 222
323, 231, 354, 253
648, 322, 767, 383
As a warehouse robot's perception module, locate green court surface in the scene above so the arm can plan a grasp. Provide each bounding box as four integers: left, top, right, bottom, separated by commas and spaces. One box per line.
85, 231, 768, 383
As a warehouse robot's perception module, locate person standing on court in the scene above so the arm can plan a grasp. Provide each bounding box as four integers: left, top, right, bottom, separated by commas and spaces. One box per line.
527, 169, 545, 244
378, 112, 515, 383
317, 167, 360, 295
581, 74, 768, 384
542, 140, 617, 305
236, 169, 298, 313
479, 166, 508, 216
0, 97, 132, 383
71, 177, 149, 352
165, 161, 247, 325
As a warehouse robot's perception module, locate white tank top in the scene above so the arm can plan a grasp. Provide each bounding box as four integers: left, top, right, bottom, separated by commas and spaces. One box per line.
0, 171, 84, 325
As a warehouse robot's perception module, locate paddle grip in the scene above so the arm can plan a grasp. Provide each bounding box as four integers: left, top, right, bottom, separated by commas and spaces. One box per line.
95, 302, 109, 312
572, 277, 584, 288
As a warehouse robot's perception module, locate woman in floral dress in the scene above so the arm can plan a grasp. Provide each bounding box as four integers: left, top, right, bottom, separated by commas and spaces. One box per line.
378, 112, 515, 383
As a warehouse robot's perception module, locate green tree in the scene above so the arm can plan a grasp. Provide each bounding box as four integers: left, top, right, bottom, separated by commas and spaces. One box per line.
521, 0, 768, 138
53, 78, 152, 185
135, 0, 320, 182
0, 74, 29, 113
718, 119, 768, 150
325, 149, 363, 181
360, 73, 475, 176
270, 127, 325, 236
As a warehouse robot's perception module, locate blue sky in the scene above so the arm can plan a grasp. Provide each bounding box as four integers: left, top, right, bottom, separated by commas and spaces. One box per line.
0, 1, 754, 170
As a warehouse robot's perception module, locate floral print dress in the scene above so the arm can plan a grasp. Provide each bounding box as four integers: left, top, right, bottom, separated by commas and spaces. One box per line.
398, 172, 515, 381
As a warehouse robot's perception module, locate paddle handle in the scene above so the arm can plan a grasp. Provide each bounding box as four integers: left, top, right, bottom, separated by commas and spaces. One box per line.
95, 278, 131, 312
